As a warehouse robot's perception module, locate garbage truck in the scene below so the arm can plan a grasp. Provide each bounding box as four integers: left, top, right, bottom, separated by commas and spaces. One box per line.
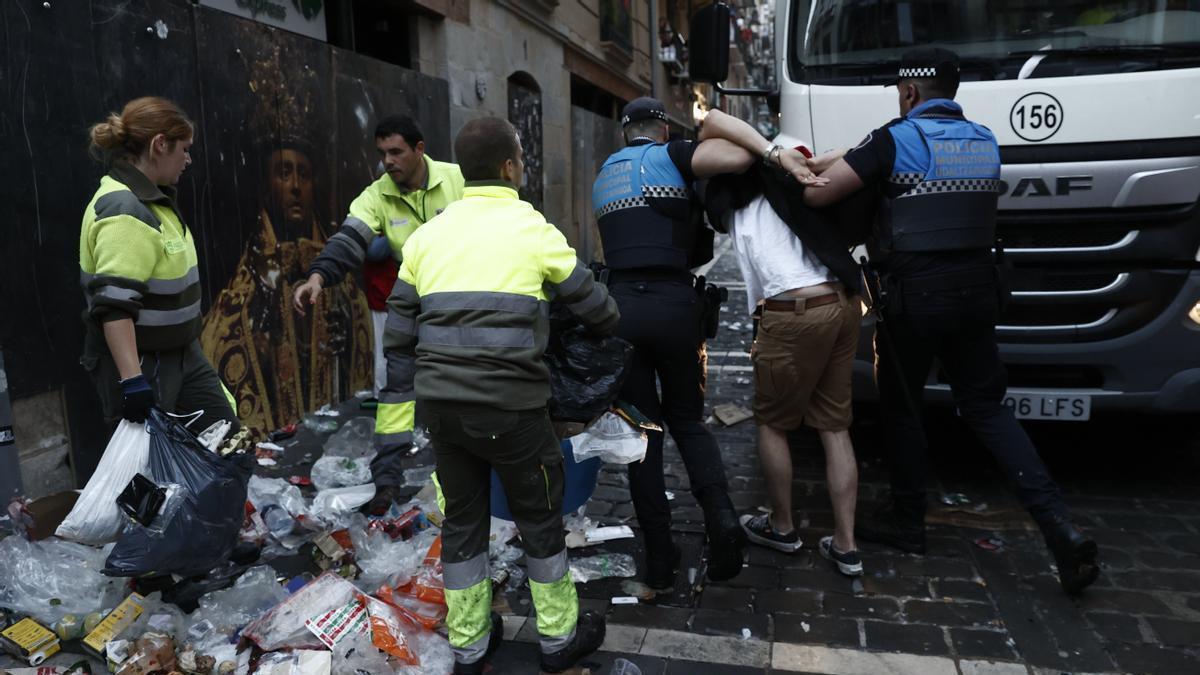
691, 0, 1200, 420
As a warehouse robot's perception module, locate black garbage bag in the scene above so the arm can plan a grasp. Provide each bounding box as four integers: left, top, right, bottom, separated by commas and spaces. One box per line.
545, 305, 635, 422
104, 408, 253, 578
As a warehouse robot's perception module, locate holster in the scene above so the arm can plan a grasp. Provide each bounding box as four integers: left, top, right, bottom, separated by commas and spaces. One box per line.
695, 275, 728, 340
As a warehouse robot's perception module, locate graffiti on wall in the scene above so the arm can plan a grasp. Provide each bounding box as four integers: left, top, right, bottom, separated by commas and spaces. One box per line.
507, 73, 544, 212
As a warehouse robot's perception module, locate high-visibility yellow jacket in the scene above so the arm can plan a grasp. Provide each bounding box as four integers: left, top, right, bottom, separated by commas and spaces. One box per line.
374, 182, 619, 449
308, 155, 464, 285
79, 162, 201, 351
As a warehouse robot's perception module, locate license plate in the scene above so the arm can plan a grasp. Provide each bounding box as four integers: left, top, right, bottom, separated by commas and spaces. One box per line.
1002, 393, 1091, 421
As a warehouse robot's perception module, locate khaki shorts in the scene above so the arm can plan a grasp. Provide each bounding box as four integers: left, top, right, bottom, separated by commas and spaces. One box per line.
751, 292, 861, 431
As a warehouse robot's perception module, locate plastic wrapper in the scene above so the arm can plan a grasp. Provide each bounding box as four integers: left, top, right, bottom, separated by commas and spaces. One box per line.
360, 593, 423, 665
56, 420, 150, 544
544, 307, 634, 422
190, 565, 289, 640
0, 536, 125, 625
311, 484, 376, 525
115, 632, 176, 675
394, 630, 454, 675
351, 525, 435, 590
393, 537, 445, 606
247, 475, 311, 523
331, 631, 391, 675
242, 572, 360, 651
126, 591, 189, 639
569, 553, 638, 583
104, 409, 254, 578
570, 412, 648, 465
310, 455, 373, 490
322, 417, 377, 459
252, 649, 332, 675
374, 587, 447, 631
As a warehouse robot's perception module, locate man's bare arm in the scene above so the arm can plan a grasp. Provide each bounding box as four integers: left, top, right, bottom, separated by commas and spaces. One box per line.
690, 138, 755, 179
803, 159, 864, 208
699, 109, 827, 185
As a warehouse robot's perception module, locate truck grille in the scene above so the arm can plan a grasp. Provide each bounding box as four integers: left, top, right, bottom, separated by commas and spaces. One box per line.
999, 224, 1133, 251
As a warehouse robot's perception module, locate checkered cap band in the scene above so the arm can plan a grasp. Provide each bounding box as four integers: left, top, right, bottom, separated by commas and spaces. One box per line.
621, 109, 668, 126
898, 67, 937, 78
596, 195, 647, 219
898, 179, 1003, 197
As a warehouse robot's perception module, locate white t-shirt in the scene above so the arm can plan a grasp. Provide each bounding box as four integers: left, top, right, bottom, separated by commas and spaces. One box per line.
728, 195, 835, 315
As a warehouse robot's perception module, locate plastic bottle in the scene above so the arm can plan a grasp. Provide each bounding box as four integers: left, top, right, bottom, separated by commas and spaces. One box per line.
260, 504, 295, 538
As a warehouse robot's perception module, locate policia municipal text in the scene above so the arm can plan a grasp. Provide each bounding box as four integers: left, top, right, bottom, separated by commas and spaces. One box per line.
806, 48, 1100, 595
292, 115, 465, 512
80, 97, 239, 441
381, 117, 619, 674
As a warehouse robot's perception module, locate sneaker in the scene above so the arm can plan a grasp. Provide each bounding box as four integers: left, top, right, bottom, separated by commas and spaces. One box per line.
739, 513, 802, 553
856, 502, 926, 554
539, 610, 606, 673
452, 613, 504, 674
818, 536, 864, 577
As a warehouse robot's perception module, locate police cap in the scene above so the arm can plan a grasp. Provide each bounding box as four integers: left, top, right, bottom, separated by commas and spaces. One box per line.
621, 97, 669, 127
888, 47, 960, 91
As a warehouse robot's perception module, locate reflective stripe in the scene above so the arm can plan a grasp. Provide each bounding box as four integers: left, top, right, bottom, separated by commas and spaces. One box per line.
643, 185, 691, 200
145, 266, 199, 294
567, 285, 607, 316
135, 300, 202, 327
541, 626, 576, 653
93, 285, 142, 303
391, 278, 420, 303
554, 264, 591, 299
444, 552, 490, 590
418, 325, 534, 348
373, 430, 412, 448
595, 194, 647, 218
526, 549, 569, 584
343, 215, 376, 242
375, 400, 414, 438
897, 178, 1003, 198
384, 312, 417, 336
451, 623, 492, 664
421, 291, 539, 314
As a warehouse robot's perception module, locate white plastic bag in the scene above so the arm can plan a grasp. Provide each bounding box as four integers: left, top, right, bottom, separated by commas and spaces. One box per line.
569, 412, 648, 465
56, 420, 150, 544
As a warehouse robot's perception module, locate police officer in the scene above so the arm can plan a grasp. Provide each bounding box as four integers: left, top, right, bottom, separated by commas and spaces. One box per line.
292, 115, 465, 513
804, 48, 1100, 595
592, 98, 783, 588
384, 117, 617, 674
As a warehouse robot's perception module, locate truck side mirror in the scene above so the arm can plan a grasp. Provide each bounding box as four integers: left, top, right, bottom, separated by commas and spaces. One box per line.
688, 2, 731, 84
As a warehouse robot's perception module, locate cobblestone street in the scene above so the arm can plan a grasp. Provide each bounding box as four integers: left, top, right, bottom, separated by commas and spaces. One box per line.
484, 239, 1200, 674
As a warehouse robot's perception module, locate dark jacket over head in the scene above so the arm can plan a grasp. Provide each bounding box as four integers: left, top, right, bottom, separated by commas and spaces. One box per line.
703, 166, 868, 295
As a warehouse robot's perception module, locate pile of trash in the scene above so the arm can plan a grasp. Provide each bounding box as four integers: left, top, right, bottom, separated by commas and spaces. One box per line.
1, 324, 657, 674
0, 412, 464, 674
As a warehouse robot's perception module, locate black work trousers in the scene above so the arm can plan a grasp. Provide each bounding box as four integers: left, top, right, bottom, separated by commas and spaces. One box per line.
423, 400, 567, 565
874, 280, 1067, 527
82, 331, 239, 436
611, 279, 729, 540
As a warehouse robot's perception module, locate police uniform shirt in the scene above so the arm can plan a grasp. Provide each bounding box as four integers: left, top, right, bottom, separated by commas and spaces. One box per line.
843, 100, 994, 279
637, 137, 700, 181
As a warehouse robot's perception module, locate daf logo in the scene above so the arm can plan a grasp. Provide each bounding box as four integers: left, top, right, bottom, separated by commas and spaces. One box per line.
1000, 176, 1093, 197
